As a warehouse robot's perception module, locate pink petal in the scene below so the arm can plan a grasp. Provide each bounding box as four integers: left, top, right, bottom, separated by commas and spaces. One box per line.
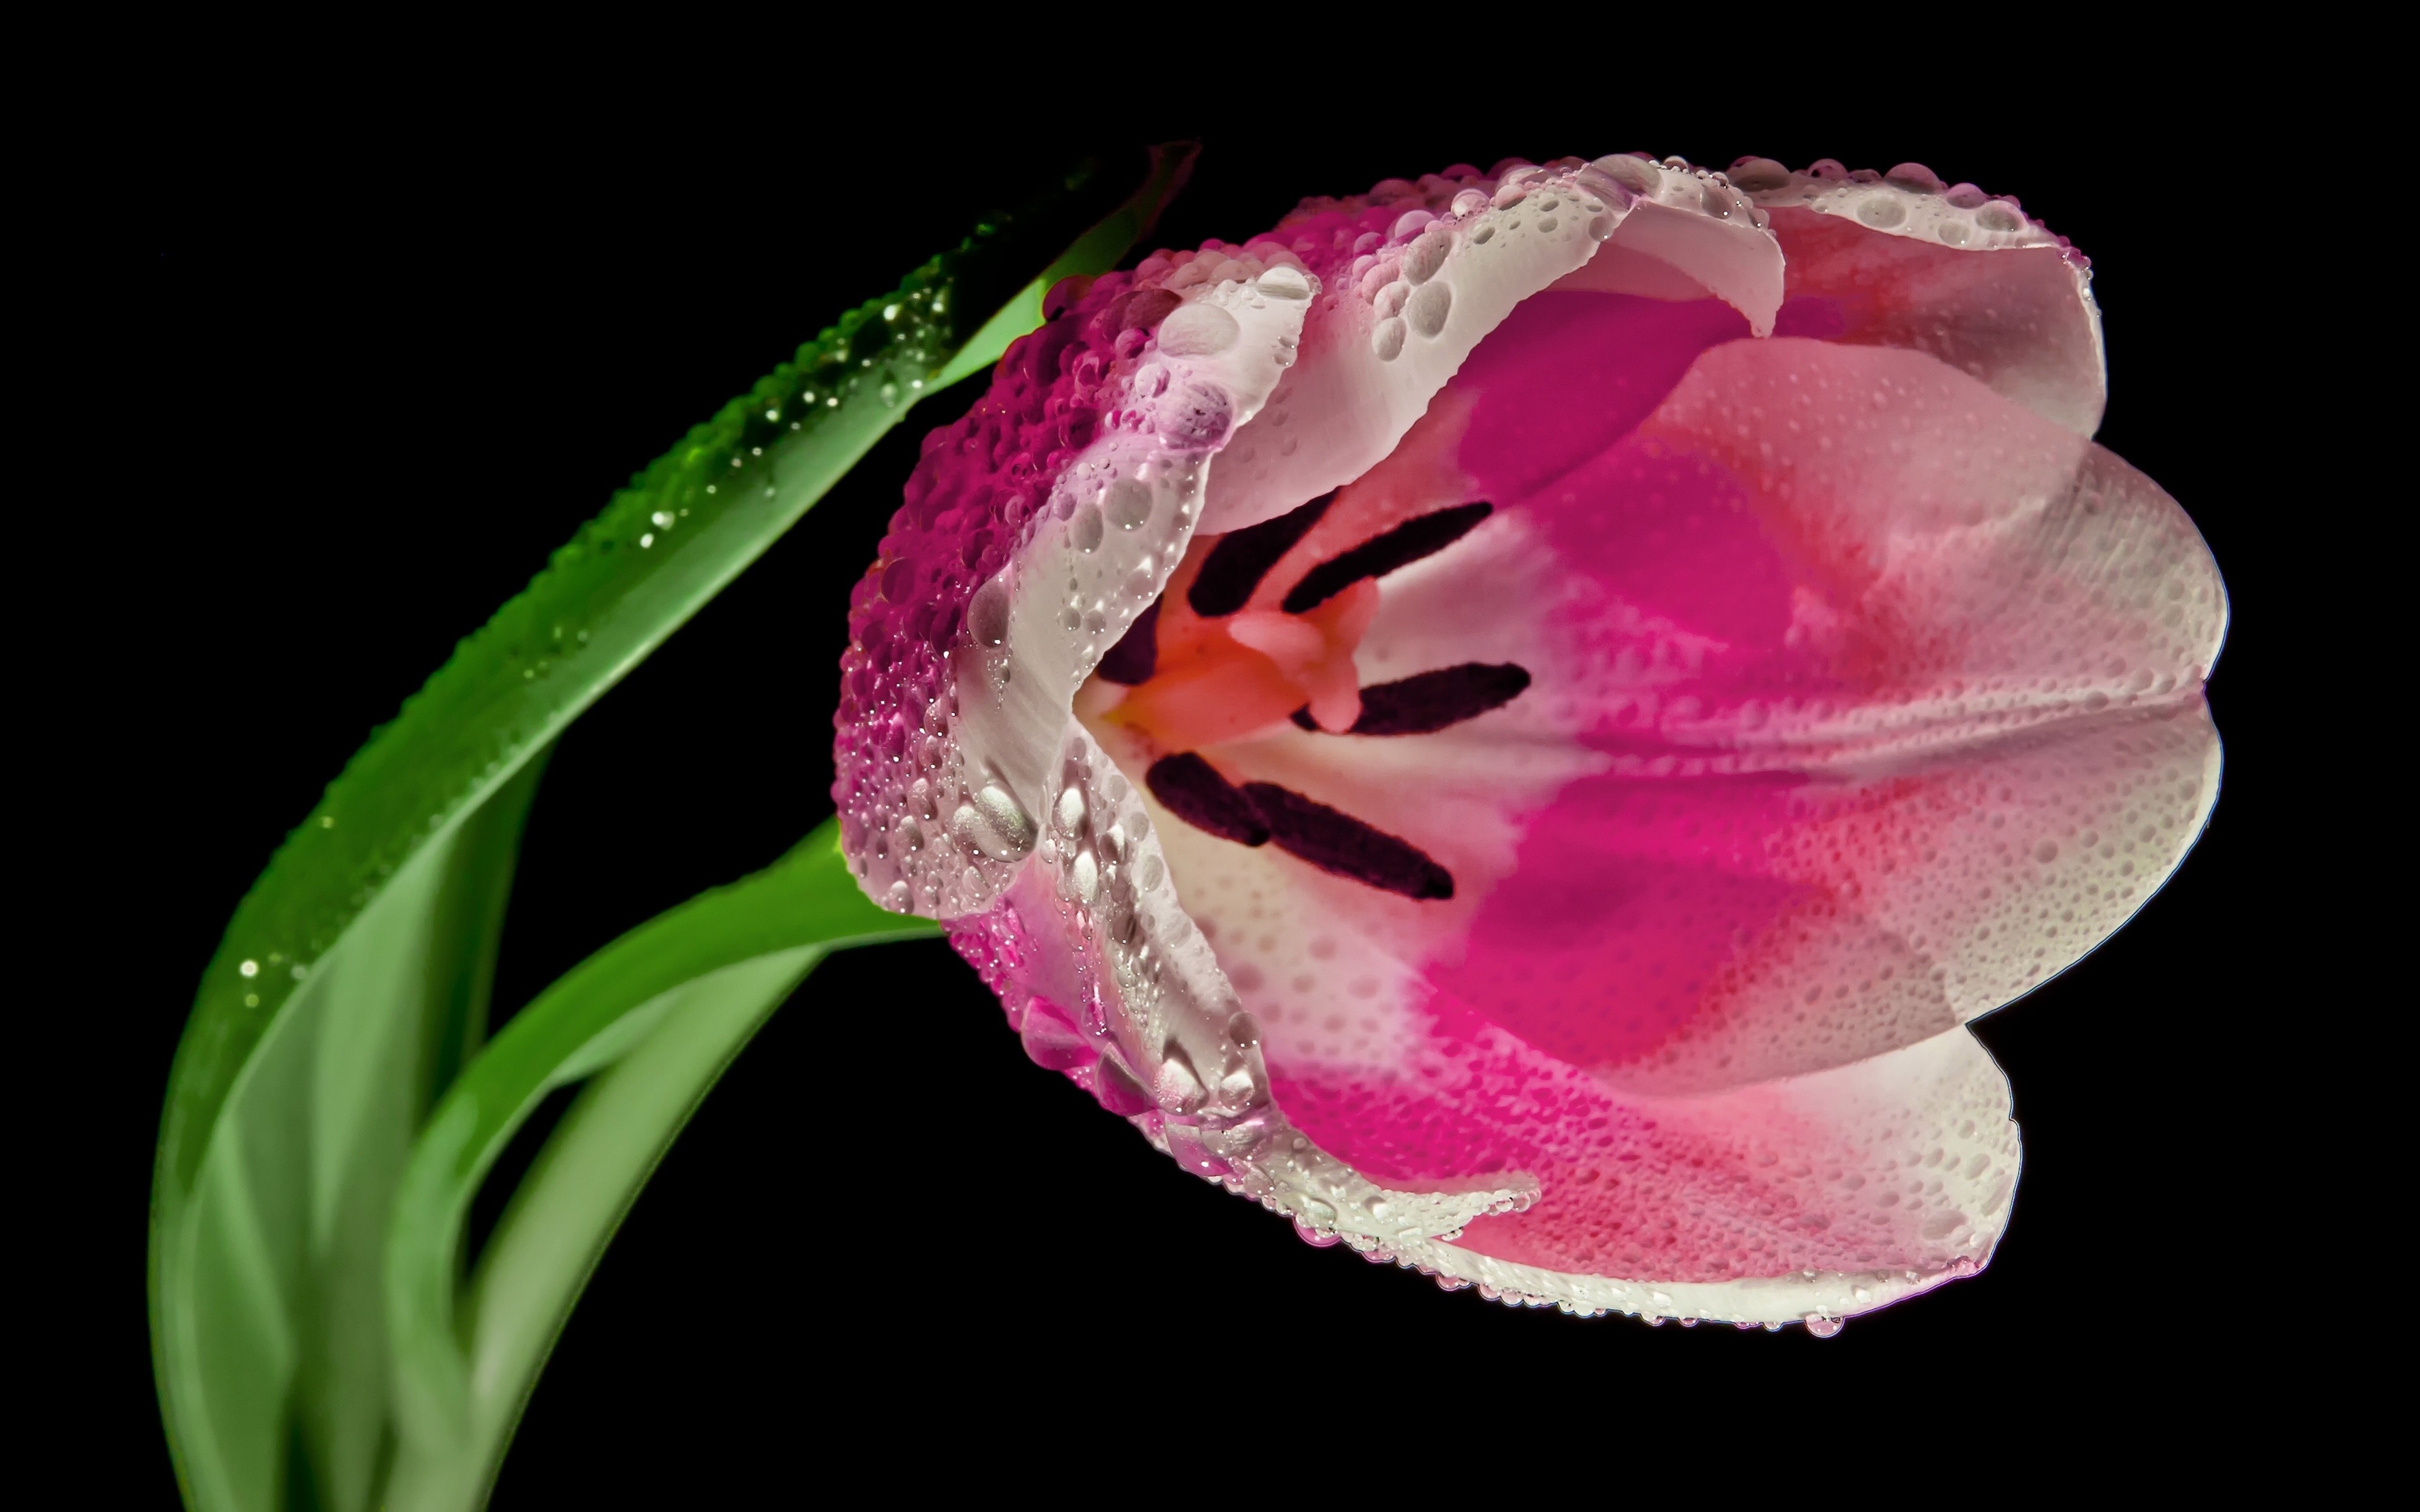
1139, 290, 2219, 1316
839, 153, 2225, 1329
1743, 161, 2106, 434
1202, 159, 1773, 535
1424, 322, 2223, 1096
1279, 1017, 2019, 1319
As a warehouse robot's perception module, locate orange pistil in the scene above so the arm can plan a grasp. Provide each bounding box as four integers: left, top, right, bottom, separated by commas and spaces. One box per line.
1088, 560, 1380, 752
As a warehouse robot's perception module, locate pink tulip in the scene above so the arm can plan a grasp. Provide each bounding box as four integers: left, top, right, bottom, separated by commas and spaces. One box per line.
833, 154, 2224, 1330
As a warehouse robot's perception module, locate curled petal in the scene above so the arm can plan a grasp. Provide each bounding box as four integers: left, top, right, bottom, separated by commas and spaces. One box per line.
836, 250, 1310, 920
1202, 159, 1778, 534
1743, 159, 2107, 434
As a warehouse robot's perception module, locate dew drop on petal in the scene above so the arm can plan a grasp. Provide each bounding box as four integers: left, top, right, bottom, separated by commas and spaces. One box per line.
1107, 478, 1153, 530
1403, 228, 1452, 285
1158, 302, 1242, 357
1258, 265, 1311, 299
1858, 196, 1908, 229
969, 579, 1009, 647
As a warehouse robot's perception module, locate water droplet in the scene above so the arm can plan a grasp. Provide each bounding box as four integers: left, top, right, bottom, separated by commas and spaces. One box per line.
969, 579, 1010, 647
1804, 1314, 1844, 1338
1107, 478, 1153, 530
238, 959, 258, 977
1370, 317, 1407, 361
1156, 1042, 1204, 1108
1258, 265, 1311, 299
1158, 302, 1241, 357
1402, 228, 1452, 285
1055, 785, 1086, 835
953, 781, 1035, 862
1857, 196, 1908, 229
1727, 157, 1792, 192
1407, 281, 1451, 338
1138, 853, 1165, 890
1071, 503, 1104, 553
1591, 154, 1659, 195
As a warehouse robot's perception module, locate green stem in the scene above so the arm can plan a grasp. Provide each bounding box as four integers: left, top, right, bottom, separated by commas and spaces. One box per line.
383, 822, 935, 1511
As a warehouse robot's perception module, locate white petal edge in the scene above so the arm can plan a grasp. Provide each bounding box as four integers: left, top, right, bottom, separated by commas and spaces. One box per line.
939, 270, 1311, 919
1389, 1026, 2020, 1327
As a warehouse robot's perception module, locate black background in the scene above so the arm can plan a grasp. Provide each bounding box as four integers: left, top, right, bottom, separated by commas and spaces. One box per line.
49, 49, 2336, 1501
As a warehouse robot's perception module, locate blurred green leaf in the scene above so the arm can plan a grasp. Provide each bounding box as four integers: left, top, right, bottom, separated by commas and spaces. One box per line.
383, 822, 933, 1511
153, 146, 1195, 1512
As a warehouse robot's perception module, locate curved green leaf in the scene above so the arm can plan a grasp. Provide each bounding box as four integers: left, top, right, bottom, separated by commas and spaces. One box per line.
381, 822, 933, 1511
153, 146, 1196, 1512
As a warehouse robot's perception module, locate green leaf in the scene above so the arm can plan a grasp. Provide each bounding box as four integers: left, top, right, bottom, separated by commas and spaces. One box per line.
153, 146, 1195, 1512
381, 822, 934, 1511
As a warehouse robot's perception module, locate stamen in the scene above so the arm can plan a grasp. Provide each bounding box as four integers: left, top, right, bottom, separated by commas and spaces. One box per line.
1281, 502, 1494, 614
1144, 753, 1270, 846
1240, 781, 1455, 900
1187, 490, 1338, 616
1288, 662, 1533, 735
1094, 600, 1159, 685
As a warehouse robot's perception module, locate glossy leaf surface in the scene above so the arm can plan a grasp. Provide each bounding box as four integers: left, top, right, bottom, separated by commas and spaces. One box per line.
383, 823, 933, 1512
153, 148, 1194, 1512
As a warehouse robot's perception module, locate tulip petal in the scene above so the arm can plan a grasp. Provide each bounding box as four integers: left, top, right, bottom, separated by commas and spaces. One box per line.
1407, 331, 2225, 1097
1127, 301, 2220, 1319
1203, 161, 1779, 534
836, 251, 1309, 919
1303, 1023, 2020, 1324
842, 154, 2223, 1328
1744, 161, 2106, 434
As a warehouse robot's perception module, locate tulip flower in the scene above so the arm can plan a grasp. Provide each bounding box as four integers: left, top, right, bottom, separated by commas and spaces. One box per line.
833, 153, 2224, 1330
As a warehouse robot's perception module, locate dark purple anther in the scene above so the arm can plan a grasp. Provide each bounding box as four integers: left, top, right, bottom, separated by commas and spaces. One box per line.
1187, 491, 1337, 617
1280, 503, 1493, 614
1240, 782, 1455, 900
1290, 662, 1532, 735
1144, 753, 1270, 846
